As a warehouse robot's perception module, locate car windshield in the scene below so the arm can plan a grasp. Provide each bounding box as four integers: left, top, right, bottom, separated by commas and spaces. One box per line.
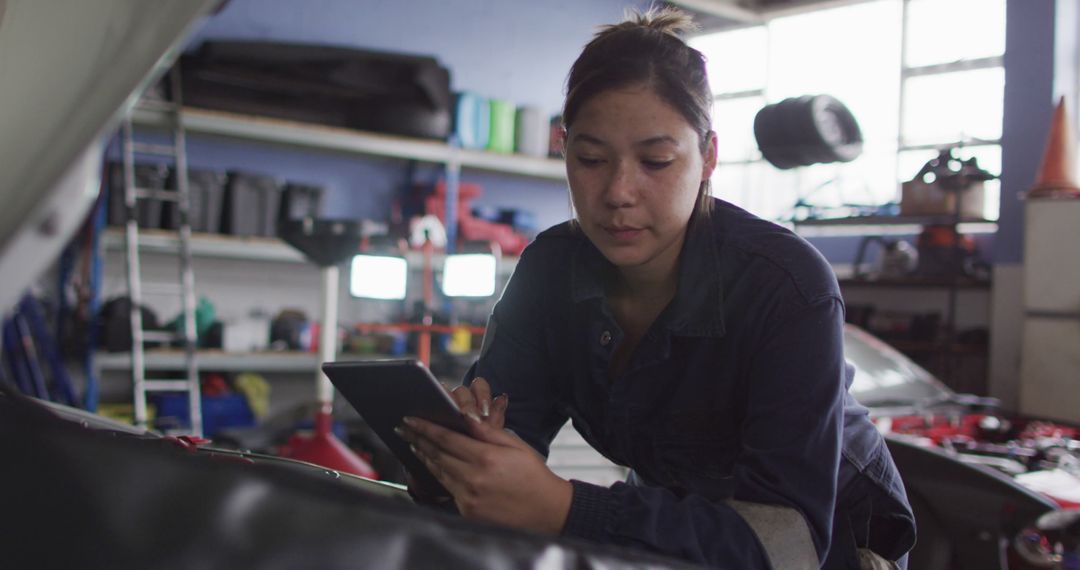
844, 325, 953, 407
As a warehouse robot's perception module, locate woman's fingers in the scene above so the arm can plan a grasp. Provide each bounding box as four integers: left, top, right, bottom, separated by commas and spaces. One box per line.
464, 393, 507, 435
401, 417, 487, 497
401, 414, 571, 533
413, 446, 474, 499
470, 377, 493, 417
408, 427, 469, 478
450, 385, 482, 422
490, 393, 508, 428
452, 378, 503, 426
401, 416, 484, 462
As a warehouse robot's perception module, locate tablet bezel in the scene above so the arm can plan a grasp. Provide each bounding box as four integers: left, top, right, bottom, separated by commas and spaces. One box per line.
322, 359, 469, 494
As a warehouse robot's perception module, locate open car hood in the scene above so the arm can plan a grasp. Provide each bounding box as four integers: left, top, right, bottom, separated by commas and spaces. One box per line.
0, 0, 218, 311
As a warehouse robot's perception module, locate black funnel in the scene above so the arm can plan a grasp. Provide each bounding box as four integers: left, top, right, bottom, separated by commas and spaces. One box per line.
279, 218, 362, 267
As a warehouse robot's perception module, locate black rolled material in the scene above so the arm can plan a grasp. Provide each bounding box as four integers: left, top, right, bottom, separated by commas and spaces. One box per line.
753, 95, 863, 170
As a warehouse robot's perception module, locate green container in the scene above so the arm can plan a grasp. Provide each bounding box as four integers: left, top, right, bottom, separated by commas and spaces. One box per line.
487, 99, 516, 154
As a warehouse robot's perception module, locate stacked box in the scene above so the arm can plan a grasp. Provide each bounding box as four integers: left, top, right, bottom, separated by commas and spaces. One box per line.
106, 162, 170, 228
278, 183, 324, 224
222, 172, 282, 237
161, 169, 228, 233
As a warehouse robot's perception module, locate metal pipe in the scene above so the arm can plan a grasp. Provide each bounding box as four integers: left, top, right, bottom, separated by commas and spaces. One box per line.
317, 264, 338, 407
172, 67, 202, 436
418, 239, 434, 367
122, 119, 148, 429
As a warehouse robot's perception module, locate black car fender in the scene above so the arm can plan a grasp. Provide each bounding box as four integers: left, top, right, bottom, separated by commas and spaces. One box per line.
885, 435, 1057, 570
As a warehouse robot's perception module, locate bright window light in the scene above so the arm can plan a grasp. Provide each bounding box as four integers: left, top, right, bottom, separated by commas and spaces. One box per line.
691, 0, 1005, 221
768, 1, 901, 144
442, 254, 496, 297
902, 68, 1005, 146
690, 26, 768, 94
712, 96, 766, 162
349, 255, 407, 300
905, 0, 1005, 67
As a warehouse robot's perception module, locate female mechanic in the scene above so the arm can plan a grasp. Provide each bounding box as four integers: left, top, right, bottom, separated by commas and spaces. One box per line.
397, 7, 916, 569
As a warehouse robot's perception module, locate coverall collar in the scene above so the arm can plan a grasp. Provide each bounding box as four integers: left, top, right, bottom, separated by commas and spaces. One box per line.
569, 211, 725, 338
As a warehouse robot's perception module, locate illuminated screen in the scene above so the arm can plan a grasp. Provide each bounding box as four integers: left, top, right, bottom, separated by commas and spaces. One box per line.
349, 255, 408, 300
442, 254, 496, 297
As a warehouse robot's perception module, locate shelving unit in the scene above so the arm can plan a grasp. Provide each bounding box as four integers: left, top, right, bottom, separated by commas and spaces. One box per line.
795, 214, 994, 394
884, 339, 988, 355
131, 106, 567, 181
101, 99, 541, 423
792, 215, 995, 227
837, 277, 990, 290
97, 228, 510, 376
96, 350, 401, 373
839, 283, 991, 394
103, 228, 305, 263
102, 228, 520, 274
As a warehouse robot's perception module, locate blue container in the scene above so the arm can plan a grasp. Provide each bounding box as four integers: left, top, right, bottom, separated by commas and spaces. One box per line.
154, 393, 256, 436
452, 92, 490, 150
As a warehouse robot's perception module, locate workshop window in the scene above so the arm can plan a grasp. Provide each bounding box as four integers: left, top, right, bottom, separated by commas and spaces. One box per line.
690, 0, 1006, 222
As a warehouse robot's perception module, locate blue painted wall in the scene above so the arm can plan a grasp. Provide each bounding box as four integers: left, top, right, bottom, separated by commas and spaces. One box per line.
172, 0, 647, 231
997, 0, 1058, 264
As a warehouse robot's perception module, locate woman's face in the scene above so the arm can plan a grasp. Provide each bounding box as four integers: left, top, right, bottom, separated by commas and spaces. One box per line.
565, 85, 716, 274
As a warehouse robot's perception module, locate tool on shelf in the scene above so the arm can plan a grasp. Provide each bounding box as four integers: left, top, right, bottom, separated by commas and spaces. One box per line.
901, 147, 995, 219
851, 236, 919, 280
122, 68, 203, 436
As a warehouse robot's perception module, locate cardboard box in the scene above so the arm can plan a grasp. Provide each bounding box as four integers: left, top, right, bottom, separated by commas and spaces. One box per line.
900, 178, 985, 218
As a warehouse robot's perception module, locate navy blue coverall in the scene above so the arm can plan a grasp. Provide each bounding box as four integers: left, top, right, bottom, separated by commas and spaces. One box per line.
467, 198, 916, 568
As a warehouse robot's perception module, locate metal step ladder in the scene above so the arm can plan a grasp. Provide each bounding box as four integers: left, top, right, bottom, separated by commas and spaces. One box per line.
121, 67, 202, 436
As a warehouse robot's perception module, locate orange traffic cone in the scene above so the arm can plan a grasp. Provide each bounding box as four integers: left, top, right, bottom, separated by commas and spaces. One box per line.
1029, 96, 1080, 199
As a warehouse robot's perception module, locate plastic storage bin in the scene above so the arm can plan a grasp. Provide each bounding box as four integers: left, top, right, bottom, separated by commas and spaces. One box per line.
278, 183, 324, 224
487, 99, 516, 154
222, 172, 282, 237
161, 168, 228, 233
153, 393, 255, 436
106, 162, 171, 228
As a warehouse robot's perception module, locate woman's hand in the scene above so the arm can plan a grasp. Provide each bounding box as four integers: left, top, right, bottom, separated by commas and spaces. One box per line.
397, 409, 572, 535
402, 378, 508, 504
450, 377, 508, 429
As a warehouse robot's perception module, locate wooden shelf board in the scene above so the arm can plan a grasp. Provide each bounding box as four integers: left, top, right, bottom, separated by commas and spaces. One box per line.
879, 339, 988, 354
792, 215, 996, 227
132, 106, 567, 181
839, 277, 991, 290
95, 350, 404, 373
102, 228, 519, 274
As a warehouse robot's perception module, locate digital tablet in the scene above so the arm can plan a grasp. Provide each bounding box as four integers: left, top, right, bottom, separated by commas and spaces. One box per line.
322, 359, 470, 494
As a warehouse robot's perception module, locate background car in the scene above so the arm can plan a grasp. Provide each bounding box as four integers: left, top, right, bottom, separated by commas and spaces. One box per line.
845, 324, 1080, 570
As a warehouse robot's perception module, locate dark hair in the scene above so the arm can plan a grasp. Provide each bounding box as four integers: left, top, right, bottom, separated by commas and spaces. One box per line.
563, 6, 714, 213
